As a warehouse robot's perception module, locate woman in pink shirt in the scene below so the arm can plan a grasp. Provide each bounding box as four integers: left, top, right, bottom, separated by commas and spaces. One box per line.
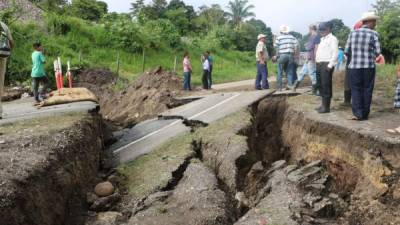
183, 52, 192, 91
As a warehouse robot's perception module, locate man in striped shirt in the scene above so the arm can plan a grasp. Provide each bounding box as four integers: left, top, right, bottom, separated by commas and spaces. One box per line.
274, 25, 298, 91
345, 12, 383, 121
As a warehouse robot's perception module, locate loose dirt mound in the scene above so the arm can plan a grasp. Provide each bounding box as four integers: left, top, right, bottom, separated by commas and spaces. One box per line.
76, 67, 182, 127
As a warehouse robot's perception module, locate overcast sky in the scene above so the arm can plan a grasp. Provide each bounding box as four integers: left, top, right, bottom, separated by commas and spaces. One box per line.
102, 0, 376, 34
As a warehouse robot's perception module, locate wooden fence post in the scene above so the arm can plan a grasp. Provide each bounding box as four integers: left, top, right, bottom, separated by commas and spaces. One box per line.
173, 55, 177, 72
116, 52, 120, 76
142, 48, 146, 72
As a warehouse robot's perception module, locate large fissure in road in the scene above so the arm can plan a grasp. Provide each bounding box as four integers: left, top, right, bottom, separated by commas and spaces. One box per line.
114, 96, 400, 225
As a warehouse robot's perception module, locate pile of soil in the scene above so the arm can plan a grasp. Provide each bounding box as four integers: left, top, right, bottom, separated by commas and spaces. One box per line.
76, 67, 182, 127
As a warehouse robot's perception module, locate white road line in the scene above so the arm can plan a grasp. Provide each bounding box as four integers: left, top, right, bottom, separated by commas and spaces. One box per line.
113, 93, 241, 154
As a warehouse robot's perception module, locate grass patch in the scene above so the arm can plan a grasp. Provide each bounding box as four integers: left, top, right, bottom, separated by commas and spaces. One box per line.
0, 112, 85, 137
117, 133, 195, 199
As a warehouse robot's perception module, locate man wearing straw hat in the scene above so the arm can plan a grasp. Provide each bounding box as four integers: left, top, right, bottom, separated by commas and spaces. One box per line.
345, 11, 383, 121
274, 25, 298, 91
255, 34, 269, 90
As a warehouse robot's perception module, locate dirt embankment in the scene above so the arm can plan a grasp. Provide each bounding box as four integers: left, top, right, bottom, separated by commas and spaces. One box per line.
0, 112, 104, 225
76, 68, 182, 128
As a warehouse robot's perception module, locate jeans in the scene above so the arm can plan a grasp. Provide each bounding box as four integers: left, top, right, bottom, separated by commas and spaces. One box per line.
0, 58, 6, 116
202, 70, 210, 89
297, 61, 317, 85
208, 65, 213, 89
32, 76, 49, 102
316, 62, 334, 99
348, 68, 376, 119
277, 54, 295, 89
255, 61, 269, 89
183, 72, 191, 91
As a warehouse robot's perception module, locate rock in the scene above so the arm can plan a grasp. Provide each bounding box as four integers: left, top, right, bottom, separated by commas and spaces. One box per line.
312, 198, 334, 217
21, 92, 30, 99
94, 181, 115, 197
287, 161, 323, 184
250, 161, 264, 172
235, 192, 250, 208
86, 211, 122, 225
393, 182, 400, 200
107, 175, 120, 186
90, 193, 121, 212
87, 192, 99, 205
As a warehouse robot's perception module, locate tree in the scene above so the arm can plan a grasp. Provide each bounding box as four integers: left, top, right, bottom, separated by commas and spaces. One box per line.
372, 0, 400, 16
130, 0, 145, 18
195, 4, 228, 32
226, 0, 255, 28
165, 7, 190, 35
232, 22, 258, 51
377, 8, 400, 62
69, 0, 108, 21
30, 0, 67, 12
247, 19, 274, 55
329, 19, 351, 47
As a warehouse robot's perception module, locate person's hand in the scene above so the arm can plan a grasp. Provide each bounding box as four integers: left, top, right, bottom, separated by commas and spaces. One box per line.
376, 54, 385, 65
259, 60, 265, 65
327, 65, 333, 70
271, 56, 277, 63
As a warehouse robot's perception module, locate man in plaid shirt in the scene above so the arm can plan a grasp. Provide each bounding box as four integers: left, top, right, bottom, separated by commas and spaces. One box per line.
345, 12, 383, 121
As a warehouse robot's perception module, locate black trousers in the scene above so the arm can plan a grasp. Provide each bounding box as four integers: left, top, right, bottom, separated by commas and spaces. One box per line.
209, 65, 213, 89
32, 76, 49, 101
202, 70, 210, 89
348, 68, 375, 119
316, 62, 334, 99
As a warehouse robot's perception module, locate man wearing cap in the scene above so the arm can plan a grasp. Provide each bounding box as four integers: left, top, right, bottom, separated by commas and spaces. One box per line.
315, 21, 339, 113
274, 25, 298, 91
345, 12, 383, 121
255, 34, 269, 90
0, 21, 14, 119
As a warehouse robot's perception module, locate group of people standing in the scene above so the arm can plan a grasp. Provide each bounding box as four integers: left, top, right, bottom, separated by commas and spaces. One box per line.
255, 11, 385, 121
182, 51, 214, 91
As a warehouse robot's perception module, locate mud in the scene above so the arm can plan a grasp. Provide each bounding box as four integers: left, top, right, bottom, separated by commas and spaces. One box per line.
76, 68, 182, 128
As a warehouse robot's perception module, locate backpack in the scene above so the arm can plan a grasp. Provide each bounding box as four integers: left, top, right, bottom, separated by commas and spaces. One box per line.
0, 23, 11, 58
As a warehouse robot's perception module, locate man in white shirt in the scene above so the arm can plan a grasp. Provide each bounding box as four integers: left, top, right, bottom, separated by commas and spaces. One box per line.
0, 21, 14, 119
315, 22, 338, 113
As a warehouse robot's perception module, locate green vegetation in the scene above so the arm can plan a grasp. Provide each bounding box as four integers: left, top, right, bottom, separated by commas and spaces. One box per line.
2, 0, 278, 86
117, 133, 195, 198
1, 0, 398, 86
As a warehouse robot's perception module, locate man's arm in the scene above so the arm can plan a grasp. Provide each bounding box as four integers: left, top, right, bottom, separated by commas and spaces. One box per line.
328, 37, 339, 69
374, 32, 381, 57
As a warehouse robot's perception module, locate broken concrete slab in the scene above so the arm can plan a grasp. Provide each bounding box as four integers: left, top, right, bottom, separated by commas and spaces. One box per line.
128, 162, 233, 225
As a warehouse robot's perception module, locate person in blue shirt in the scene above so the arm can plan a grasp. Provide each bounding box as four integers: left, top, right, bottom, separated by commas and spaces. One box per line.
336, 47, 345, 70
31, 41, 49, 104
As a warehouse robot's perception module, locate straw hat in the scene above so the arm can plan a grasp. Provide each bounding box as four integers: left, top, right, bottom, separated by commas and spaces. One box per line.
257, 34, 266, 40
360, 11, 379, 22
279, 25, 290, 34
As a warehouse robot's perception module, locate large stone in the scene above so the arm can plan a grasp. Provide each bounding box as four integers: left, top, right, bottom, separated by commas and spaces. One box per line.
95, 181, 115, 197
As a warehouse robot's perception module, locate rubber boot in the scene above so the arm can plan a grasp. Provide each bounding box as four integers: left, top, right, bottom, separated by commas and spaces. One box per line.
312, 85, 318, 95
318, 98, 331, 114
340, 90, 351, 107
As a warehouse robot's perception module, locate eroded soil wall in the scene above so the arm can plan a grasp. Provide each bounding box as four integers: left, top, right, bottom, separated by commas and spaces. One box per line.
0, 113, 104, 225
